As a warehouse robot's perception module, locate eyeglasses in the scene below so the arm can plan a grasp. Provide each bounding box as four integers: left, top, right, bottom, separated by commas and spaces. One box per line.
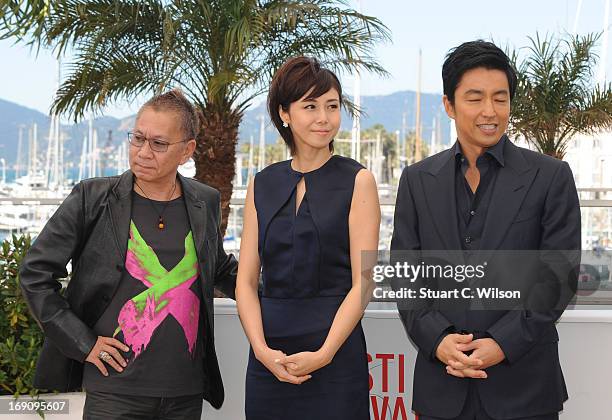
127, 132, 186, 153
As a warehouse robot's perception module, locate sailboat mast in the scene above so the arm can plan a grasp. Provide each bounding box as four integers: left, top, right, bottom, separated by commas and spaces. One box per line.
414, 49, 422, 162
44, 116, 53, 187
351, 70, 361, 162
31, 123, 38, 176
88, 118, 94, 178
572, 0, 583, 35
248, 135, 254, 181
16, 125, 24, 179
79, 135, 87, 181
257, 115, 265, 172
598, 0, 610, 85
351, 0, 363, 162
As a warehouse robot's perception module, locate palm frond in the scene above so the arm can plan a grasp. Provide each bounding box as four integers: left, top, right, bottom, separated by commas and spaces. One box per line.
509, 31, 611, 158
2, 0, 390, 122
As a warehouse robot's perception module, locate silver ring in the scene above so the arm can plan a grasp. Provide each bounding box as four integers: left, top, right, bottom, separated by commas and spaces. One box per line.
98, 350, 112, 362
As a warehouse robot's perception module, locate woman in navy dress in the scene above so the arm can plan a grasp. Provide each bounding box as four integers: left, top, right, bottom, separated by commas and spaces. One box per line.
236, 56, 381, 419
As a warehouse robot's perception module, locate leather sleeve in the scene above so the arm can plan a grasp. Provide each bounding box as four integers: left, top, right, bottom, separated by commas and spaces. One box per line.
19, 182, 97, 362
212, 191, 238, 299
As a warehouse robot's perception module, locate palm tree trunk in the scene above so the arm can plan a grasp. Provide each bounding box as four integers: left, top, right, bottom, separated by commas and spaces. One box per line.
551, 151, 565, 160
193, 103, 242, 236
537, 135, 566, 160
537, 147, 565, 160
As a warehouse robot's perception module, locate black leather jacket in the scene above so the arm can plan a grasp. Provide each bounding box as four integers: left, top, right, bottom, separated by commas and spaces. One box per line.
19, 170, 238, 409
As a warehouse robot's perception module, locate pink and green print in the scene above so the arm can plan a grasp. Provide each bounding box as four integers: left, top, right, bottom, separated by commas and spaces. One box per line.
114, 221, 200, 359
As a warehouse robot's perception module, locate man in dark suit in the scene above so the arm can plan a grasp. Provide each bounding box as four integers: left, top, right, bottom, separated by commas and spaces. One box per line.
391, 41, 580, 420
20, 89, 237, 419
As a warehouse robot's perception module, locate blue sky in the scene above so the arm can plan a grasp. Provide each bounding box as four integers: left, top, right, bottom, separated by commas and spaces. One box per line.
0, 0, 609, 119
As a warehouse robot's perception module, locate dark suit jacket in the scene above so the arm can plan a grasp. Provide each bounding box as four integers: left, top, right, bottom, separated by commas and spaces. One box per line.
390, 138, 580, 419
19, 170, 238, 409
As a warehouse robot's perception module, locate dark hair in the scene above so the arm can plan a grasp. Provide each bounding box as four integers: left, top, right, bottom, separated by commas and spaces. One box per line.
268, 56, 342, 155
442, 40, 517, 104
138, 88, 199, 140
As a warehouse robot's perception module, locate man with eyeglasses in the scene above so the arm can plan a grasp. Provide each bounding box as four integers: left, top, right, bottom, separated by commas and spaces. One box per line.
19, 89, 238, 419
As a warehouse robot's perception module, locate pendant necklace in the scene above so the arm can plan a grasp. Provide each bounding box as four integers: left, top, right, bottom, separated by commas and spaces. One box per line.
134, 179, 177, 230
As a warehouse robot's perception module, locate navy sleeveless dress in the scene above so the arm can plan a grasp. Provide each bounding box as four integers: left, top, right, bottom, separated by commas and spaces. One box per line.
245, 155, 370, 419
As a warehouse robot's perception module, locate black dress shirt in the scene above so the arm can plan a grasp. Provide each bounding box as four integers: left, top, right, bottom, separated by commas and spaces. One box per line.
454, 136, 506, 251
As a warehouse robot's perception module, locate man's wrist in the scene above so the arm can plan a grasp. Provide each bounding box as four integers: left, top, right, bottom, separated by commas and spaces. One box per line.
432, 327, 454, 361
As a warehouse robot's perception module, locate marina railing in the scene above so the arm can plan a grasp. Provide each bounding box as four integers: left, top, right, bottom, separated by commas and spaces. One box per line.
2, 187, 612, 306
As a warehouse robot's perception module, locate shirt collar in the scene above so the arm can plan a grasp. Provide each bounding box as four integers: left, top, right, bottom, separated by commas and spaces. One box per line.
453, 135, 506, 167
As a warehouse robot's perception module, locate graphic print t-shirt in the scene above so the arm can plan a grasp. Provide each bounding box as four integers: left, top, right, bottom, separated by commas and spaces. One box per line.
83, 192, 204, 397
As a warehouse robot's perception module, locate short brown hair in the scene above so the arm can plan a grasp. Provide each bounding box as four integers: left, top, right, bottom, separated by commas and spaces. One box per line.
138, 89, 199, 140
268, 56, 342, 155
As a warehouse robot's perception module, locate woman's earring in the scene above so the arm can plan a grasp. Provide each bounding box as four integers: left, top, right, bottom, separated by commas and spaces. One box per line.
282, 121, 289, 128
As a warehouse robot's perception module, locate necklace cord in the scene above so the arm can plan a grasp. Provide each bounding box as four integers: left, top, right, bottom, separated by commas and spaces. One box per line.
134, 178, 177, 229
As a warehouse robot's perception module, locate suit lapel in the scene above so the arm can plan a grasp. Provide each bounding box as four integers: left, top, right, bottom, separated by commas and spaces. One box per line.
480, 141, 537, 251
421, 149, 463, 250
180, 175, 207, 258
179, 175, 211, 302
108, 171, 133, 261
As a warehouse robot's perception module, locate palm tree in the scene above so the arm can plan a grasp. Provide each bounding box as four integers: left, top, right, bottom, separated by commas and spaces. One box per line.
0, 0, 389, 232
509, 32, 612, 159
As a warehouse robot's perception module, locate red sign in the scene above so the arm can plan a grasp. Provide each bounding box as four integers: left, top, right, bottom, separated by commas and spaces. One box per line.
368, 353, 416, 420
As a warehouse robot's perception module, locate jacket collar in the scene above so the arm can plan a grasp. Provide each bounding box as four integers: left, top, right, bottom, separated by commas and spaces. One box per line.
452, 135, 507, 168
112, 170, 134, 199
427, 135, 528, 177
112, 169, 200, 201
420, 136, 535, 251
108, 170, 207, 263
